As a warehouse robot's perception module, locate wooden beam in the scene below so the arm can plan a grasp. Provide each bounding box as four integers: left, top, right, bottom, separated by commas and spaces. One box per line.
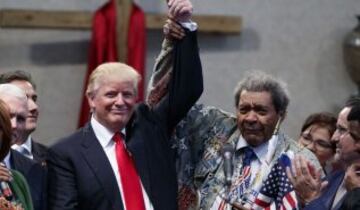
0, 9, 241, 34
0, 10, 92, 29
115, 0, 132, 62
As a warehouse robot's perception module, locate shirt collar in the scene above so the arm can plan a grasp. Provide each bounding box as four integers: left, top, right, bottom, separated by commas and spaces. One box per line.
236, 134, 278, 165
91, 116, 125, 148
11, 135, 32, 153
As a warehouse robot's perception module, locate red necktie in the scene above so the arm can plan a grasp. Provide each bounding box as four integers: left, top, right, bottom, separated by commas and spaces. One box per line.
113, 132, 145, 210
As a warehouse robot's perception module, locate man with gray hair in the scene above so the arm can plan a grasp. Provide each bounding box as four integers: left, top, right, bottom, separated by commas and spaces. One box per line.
0, 84, 28, 145
0, 70, 47, 165
147, 23, 322, 210
0, 84, 47, 210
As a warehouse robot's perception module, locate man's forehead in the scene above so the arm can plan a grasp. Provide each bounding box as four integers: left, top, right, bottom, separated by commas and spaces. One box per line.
1, 94, 28, 113
239, 91, 273, 105
338, 107, 351, 125
10, 80, 36, 95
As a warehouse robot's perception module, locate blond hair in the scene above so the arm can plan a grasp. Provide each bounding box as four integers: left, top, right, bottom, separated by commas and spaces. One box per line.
86, 62, 141, 97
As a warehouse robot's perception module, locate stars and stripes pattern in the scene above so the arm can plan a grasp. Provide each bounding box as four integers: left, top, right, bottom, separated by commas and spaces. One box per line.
218, 147, 255, 210
252, 154, 298, 210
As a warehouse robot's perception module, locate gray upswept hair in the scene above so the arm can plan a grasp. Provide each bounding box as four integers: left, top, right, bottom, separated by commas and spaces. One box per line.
234, 70, 290, 115
0, 84, 27, 103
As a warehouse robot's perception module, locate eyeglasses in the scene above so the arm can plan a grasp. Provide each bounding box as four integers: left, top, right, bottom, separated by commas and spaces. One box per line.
300, 133, 334, 151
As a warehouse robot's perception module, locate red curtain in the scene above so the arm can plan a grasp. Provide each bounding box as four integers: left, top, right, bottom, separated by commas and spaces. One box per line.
78, 0, 146, 127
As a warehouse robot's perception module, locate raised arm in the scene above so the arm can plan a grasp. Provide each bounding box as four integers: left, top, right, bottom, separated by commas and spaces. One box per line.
150, 0, 203, 134
146, 19, 186, 106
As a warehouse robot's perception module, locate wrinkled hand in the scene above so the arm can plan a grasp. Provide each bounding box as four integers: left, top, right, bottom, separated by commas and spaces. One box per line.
163, 19, 186, 40
0, 163, 12, 182
344, 161, 360, 191
168, 0, 193, 22
286, 155, 327, 205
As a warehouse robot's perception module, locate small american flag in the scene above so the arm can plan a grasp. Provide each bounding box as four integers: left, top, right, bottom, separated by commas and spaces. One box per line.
251, 154, 298, 210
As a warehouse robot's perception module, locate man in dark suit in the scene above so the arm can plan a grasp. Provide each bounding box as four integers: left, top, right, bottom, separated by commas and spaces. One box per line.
341, 188, 360, 210
339, 105, 360, 210
0, 84, 47, 210
288, 97, 360, 210
47, 0, 202, 209
0, 70, 48, 164
10, 149, 47, 210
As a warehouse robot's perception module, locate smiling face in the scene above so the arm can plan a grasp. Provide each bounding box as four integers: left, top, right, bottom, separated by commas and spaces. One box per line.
10, 80, 38, 135
236, 90, 281, 146
87, 76, 137, 132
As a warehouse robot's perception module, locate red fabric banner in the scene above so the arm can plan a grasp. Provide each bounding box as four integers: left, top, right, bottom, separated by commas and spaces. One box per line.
78, 0, 146, 127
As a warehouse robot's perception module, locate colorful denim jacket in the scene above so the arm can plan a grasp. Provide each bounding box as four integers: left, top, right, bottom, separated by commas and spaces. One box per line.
171, 104, 322, 210
147, 38, 322, 210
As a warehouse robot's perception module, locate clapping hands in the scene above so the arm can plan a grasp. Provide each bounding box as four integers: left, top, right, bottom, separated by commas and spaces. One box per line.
286, 155, 327, 205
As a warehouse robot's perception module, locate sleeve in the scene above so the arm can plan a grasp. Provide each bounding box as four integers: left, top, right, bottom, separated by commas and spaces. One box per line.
152, 29, 204, 135
146, 38, 175, 107
10, 170, 34, 210
302, 199, 327, 210
47, 147, 78, 210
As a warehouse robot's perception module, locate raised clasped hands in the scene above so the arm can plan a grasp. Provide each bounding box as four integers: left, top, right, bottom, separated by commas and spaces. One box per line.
163, 19, 185, 40
286, 155, 327, 206
167, 0, 193, 22
164, 0, 192, 40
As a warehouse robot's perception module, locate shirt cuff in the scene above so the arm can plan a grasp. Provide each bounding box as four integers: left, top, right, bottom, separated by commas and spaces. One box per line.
180, 21, 198, 31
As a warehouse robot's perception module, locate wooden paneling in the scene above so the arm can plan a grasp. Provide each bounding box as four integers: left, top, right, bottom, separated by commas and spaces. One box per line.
0, 9, 242, 34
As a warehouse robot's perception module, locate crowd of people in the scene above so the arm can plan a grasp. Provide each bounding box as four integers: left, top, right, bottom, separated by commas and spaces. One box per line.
0, 0, 359, 210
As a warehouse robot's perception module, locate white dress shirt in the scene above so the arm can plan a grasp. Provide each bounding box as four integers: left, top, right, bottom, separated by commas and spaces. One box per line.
211, 135, 278, 210
12, 135, 34, 159
91, 117, 154, 210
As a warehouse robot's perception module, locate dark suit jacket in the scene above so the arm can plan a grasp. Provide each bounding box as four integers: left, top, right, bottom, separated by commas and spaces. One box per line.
47, 30, 203, 210
11, 149, 47, 210
31, 139, 48, 165
304, 170, 345, 210
340, 187, 360, 210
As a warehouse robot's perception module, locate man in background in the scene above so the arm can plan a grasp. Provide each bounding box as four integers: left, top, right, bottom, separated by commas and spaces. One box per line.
288, 97, 360, 210
0, 84, 47, 210
0, 70, 47, 165
340, 104, 360, 210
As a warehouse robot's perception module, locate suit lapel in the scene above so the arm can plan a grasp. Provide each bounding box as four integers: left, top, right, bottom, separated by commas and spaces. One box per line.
10, 149, 32, 175
322, 171, 346, 209
80, 124, 124, 210
125, 109, 152, 200
31, 140, 47, 166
